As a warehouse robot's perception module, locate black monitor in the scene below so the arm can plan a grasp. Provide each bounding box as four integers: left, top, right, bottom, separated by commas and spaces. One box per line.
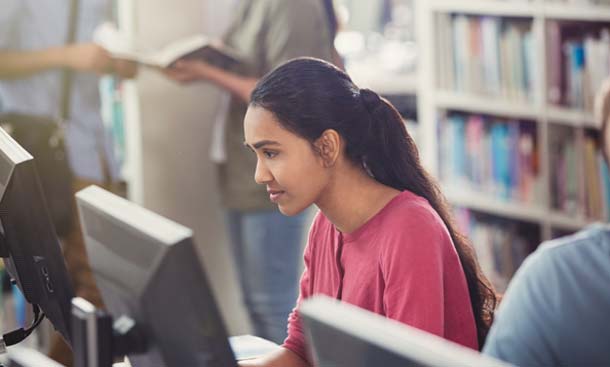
300, 295, 513, 367
75, 185, 237, 366
0, 127, 74, 343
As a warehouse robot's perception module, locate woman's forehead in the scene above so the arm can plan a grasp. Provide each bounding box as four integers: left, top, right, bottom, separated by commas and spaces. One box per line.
245, 107, 295, 141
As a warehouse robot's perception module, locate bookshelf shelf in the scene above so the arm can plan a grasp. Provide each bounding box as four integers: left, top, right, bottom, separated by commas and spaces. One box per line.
548, 210, 591, 231
543, 3, 610, 22
429, 0, 538, 17
444, 186, 546, 223
429, 0, 610, 22
546, 105, 597, 128
435, 91, 540, 120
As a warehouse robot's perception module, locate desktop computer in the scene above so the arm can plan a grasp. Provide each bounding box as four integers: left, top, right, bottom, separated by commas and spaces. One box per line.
300, 295, 513, 367
0, 127, 74, 345
76, 186, 237, 366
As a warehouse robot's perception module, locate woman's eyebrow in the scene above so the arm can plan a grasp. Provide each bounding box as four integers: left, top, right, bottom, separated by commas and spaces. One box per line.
244, 140, 281, 150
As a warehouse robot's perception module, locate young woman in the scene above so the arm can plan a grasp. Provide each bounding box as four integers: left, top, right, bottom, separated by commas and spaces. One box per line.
241, 57, 497, 367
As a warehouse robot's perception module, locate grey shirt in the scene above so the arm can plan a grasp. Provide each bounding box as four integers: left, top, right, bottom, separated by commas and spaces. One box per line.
219, 0, 333, 211
483, 224, 610, 367
0, 0, 118, 182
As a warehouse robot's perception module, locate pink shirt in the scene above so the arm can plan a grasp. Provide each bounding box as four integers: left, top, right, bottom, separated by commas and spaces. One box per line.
283, 190, 478, 363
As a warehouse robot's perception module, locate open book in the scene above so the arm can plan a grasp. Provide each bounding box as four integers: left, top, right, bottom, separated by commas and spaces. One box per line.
93, 23, 243, 69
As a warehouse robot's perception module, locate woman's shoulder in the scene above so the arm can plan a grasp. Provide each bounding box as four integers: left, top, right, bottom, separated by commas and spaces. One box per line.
376, 191, 452, 256
381, 191, 445, 229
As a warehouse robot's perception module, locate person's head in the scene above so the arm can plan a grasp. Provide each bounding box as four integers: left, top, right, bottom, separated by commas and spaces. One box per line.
245, 57, 497, 347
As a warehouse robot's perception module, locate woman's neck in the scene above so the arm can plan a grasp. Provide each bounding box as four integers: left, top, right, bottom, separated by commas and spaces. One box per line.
316, 166, 400, 234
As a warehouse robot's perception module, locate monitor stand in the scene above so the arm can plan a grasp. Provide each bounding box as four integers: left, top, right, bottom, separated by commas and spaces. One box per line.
71, 298, 146, 367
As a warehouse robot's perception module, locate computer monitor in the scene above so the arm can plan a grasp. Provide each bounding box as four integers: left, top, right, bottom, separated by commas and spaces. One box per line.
75, 185, 236, 366
0, 127, 74, 343
300, 296, 513, 367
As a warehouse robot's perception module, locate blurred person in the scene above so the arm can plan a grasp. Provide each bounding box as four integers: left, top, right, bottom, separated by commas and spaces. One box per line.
483, 78, 610, 367
163, 0, 338, 344
0, 0, 136, 365
239, 57, 497, 367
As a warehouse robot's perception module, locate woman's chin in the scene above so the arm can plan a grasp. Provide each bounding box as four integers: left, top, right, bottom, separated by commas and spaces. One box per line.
277, 203, 305, 216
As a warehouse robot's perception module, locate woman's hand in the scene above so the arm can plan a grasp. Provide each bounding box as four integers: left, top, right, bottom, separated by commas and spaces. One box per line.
112, 58, 138, 79
64, 43, 113, 74
163, 60, 213, 84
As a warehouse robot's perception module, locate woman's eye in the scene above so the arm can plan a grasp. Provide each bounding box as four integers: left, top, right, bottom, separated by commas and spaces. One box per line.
263, 150, 277, 159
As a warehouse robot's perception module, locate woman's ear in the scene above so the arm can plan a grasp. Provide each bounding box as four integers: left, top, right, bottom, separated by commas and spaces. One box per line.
314, 129, 341, 167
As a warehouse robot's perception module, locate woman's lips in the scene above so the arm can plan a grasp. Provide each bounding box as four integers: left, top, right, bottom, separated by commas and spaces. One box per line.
268, 190, 285, 202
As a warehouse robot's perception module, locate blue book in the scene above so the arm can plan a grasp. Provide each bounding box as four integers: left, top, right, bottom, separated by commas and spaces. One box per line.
491, 122, 510, 199
507, 122, 521, 200
522, 31, 534, 101
451, 115, 467, 183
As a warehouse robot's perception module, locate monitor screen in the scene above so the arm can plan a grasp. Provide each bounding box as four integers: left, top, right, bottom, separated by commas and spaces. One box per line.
76, 185, 236, 367
0, 127, 74, 343
300, 296, 513, 367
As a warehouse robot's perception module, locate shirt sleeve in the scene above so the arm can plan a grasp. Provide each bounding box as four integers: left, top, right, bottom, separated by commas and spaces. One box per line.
380, 207, 446, 337
0, 0, 22, 48
483, 248, 559, 367
263, 0, 333, 70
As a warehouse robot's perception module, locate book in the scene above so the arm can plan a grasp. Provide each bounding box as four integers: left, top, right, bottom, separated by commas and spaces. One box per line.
439, 112, 540, 205
93, 23, 243, 69
454, 208, 534, 292
548, 21, 610, 112
442, 16, 534, 101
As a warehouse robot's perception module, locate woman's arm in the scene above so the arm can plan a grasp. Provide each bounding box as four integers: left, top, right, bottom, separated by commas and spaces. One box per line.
163, 60, 257, 103
239, 347, 310, 367
0, 43, 136, 79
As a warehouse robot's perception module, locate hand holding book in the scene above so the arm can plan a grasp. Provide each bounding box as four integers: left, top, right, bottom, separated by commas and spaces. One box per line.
163, 60, 214, 84
93, 23, 242, 70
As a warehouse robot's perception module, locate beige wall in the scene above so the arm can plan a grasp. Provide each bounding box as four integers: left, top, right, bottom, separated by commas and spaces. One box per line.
131, 0, 251, 335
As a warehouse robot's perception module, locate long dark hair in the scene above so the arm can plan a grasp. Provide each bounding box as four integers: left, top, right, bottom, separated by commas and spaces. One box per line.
250, 57, 497, 347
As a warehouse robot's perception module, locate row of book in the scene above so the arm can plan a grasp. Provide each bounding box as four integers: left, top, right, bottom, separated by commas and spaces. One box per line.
549, 127, 580, 214
547, 22, 610, 112
436, 14, 535, 102
454, 208, 535, 291
583, 133, 610, 220
439, 113, 542, 204
549, 129, 610, 220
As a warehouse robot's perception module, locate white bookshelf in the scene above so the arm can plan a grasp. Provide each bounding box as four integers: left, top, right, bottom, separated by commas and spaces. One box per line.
435, 91, 541, 120
443, 186, 547, 223
546, 105, 597, 128
429, 0, 539, 18
543, 2, 610, 21
417, 0, 610, 242
548, 210, 591, 231
429, 0, 610, 20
